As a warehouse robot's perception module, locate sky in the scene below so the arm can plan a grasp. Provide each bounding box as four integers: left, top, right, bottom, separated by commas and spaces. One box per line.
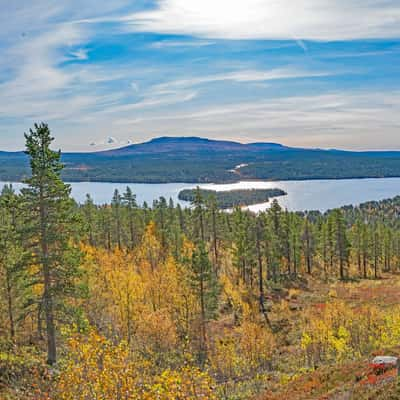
0, 0, 400, 151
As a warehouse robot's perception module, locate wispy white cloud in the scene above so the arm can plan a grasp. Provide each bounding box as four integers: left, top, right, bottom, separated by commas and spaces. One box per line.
0, 0, 399, 152
0, 1, 133, 125
104, 90, 198, 114
152, 68, 335, 92
112, 91, 400, 150
120, 0, 400, 41
149, 39, 215, 49
69, 48, 89, 60
130, 82, 140, 92
0, 22, 88, 119
320, 48, 400, 59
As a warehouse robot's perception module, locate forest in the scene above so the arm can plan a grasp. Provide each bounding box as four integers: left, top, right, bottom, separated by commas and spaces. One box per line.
1, 136, 400, 183
178, 188, 287, 209
1, 124, 400, 399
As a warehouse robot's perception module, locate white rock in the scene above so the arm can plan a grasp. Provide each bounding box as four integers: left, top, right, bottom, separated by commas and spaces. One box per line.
372, 356, 398, 366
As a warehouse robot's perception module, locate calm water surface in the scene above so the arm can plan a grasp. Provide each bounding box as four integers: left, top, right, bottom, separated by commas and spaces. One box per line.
1, 177, 400, 212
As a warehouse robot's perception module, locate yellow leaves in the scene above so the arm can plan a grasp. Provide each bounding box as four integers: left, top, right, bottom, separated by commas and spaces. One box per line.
330, 325, 351, 361
301, 299, 400, 366
136, 310, 178, 354
56, 331, 141, 400
210, 317, 275, 380
211, 335, 243, 378
237, 320, 275, 368
181, 237, 195, 260
142, 367, 217, 400
301, 301, 354, 364
328, 289, 337, 298
220, 273, 252, 319
56, 330, 216, 400
288, 288, 300, 299
380, 312, 400, 347
82, 233, 198, 358
137, 221, 163, 271
301, 332, 312, 350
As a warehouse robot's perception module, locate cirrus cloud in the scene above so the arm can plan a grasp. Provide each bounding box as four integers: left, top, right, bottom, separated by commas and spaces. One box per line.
122, 0, 400, 41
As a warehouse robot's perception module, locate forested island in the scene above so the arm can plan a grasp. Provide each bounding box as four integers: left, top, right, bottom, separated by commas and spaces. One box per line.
178, 187, 287, 208
2, 125, 400, 400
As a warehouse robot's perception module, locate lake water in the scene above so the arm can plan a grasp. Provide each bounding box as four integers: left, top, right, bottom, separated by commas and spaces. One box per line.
1, 177, 400, 212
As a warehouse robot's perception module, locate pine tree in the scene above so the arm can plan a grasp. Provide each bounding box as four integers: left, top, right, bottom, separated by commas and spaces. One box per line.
361, 222, 370, 278
192, 187, 206, 242
255, 218, 271, 327
232, 207, 254, 285
303, 215, 314, 274
82, 194, 96, 246
0, 185, 26, 341
154, 197, 168, 252
123, 187, 137, 249
22, 123, 82, 365
207, 195, 219, 272
319, 220, 329, 280
332, 210, 350, 280
190, 242, 219, 363
266, 201, 282, 281
352, 218, 363, 277
112, 189, 122, 250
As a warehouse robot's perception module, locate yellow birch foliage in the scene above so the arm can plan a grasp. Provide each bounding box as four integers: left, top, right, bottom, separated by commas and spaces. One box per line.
210, 316, 275, 379
143, 367, 217, 400
55, 331, 216, 400
82, 224, 198, 360
301, 300, 400, 366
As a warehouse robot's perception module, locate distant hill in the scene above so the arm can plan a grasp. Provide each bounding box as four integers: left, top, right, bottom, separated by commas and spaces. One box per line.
99, 136, 289, 156
0, 136, 399, 183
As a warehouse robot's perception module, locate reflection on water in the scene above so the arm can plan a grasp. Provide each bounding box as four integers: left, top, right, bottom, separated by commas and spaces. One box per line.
1, 177, 399, 212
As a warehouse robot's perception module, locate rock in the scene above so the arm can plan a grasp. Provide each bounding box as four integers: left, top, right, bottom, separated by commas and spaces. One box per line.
370, 356, 399, 375
371, 356, 398, 366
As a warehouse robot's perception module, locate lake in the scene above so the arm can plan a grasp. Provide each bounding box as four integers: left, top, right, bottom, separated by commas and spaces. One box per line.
1, 177, 400, 212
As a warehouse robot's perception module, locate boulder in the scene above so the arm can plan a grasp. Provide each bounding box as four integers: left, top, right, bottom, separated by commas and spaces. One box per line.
371, 356, 398, 366
370, 356, 399, 375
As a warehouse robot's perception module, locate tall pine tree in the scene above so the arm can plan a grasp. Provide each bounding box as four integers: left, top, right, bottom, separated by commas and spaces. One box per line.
22, 123, 82, 365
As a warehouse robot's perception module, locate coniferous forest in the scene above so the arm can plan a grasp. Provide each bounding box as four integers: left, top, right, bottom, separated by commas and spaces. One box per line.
2, 124, 400, 399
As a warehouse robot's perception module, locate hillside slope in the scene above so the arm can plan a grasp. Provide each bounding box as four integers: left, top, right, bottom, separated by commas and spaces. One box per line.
0, 136, 399, 183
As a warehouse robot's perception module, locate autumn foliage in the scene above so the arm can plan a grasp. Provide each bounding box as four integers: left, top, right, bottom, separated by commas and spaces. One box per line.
2, 126, 400, 399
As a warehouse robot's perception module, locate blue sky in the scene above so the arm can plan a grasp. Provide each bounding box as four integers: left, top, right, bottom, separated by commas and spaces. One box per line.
1, 0, 400, 151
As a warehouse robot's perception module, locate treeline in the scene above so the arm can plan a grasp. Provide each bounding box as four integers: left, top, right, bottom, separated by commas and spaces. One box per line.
78, 190, 400, 282
178, 188, 286, 208
1, 124, 400, 399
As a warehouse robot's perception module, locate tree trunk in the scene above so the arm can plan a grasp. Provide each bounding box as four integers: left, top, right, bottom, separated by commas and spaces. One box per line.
6, 271, 15, 340
129, 215, 135, 250
212, 207, 218, 273
199, 264, 207, 362
256, 224, 272, 328
40, 192, 57, 365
